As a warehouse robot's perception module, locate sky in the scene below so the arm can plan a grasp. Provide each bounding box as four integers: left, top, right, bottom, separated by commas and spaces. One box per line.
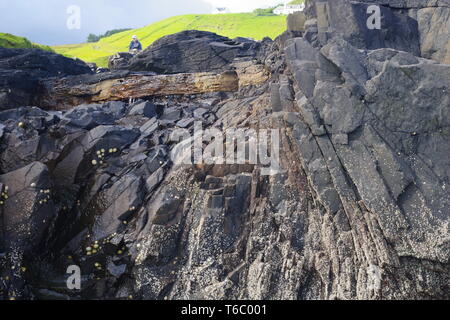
0, 0, 286, 45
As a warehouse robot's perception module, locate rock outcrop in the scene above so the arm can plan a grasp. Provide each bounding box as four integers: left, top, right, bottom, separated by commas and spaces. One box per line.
0, 0, 448, 300
118, 30, 265, 74
0, 48, 92, 111
304, 0, 450, 63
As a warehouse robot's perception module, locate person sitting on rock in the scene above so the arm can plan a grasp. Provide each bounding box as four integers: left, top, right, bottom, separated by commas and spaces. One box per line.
129, 35, 142, 53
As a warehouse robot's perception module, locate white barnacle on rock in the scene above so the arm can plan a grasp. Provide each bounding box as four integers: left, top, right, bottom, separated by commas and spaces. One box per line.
367, 264, 382, 293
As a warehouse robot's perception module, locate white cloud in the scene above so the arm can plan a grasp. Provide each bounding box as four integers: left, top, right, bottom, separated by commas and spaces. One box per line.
203, 0, 288, 13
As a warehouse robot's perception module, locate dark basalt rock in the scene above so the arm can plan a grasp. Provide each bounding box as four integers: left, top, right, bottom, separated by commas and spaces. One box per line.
128, 101, 158, 118
62, 101, 128, 130
0, 161, 57, 298
0, 161, 55, 249
0, 48, 92, 111
121, 30, 261, 74
0, 48, 92, 76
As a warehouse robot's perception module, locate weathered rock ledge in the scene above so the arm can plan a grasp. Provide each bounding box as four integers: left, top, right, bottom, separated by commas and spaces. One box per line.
37, 71, 240, 110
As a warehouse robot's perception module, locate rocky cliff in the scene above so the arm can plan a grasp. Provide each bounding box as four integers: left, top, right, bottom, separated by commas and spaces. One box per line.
0, 0, 449, 300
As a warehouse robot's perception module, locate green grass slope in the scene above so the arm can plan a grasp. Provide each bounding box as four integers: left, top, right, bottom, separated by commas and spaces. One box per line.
0, 33, 54, 52
53, 13, 287, 67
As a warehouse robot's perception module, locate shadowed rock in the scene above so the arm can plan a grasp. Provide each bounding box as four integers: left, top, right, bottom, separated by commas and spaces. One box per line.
0, 48, 92, 111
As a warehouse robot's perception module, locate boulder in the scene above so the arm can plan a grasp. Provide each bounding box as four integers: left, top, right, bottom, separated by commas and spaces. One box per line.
108, 52, 133, 70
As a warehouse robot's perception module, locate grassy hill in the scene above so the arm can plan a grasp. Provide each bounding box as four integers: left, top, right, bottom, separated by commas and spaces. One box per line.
0, 33, 54, 52
53, 13, 287, 67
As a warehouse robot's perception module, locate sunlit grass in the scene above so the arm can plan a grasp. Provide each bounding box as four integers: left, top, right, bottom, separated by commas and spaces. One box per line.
0, 32, 54, 52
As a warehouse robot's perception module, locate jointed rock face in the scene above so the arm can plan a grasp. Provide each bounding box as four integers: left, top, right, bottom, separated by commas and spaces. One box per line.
0, 0, 449, 300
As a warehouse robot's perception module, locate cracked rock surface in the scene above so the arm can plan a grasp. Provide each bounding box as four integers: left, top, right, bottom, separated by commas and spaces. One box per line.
0, 0, 449, 300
